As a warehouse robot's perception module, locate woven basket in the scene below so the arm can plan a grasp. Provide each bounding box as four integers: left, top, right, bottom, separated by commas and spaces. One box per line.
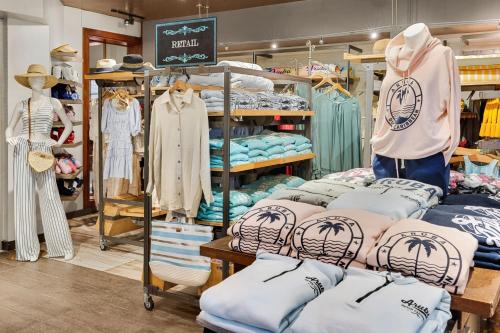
28, 151, 54, 172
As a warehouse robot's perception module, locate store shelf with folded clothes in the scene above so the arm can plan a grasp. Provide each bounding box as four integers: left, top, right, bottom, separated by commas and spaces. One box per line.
196, 174, 306, 226
200, 89, 309, 113
209, 132, 313, 170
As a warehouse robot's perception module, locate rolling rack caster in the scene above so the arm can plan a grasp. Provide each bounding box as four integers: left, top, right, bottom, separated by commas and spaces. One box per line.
144, 289, 154, 311
99, 236, 109, 251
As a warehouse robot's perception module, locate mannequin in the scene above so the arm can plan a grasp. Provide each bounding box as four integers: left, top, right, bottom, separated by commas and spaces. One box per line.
6, 65, 74, 262
371, 23, 461, 197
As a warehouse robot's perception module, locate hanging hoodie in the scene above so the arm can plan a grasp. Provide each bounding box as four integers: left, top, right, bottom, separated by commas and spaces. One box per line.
371, 25, 461, 164
288, 268, 452, 333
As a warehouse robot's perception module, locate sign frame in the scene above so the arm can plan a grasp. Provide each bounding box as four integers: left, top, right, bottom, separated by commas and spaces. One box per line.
155, 16, 217, 68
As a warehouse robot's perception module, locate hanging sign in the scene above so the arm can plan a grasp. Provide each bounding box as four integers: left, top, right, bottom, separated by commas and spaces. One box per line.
155, 17, 217, 68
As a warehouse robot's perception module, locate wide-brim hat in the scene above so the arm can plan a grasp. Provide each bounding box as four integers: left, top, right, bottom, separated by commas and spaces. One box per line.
90, 58, 118, 73
373, 39, 390, 54
15, 64, 58, 89
51, 43, 78, 54
117, 54, 154, 72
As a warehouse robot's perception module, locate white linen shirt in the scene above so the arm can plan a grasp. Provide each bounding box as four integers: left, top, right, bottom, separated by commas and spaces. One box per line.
147, 88, 213, 217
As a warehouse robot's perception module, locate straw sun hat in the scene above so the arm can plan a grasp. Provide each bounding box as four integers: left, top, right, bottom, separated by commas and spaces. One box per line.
15, 64, 58, 89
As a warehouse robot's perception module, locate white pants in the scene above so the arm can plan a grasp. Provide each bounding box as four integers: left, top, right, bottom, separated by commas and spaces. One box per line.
13, 138, 74, 261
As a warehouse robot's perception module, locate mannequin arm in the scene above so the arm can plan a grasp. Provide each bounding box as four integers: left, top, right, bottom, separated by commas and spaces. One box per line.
51, 98, 73, 147
5, 102, 23, 145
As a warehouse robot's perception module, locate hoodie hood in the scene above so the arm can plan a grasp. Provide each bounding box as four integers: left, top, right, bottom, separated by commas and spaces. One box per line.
385, 25, 441, 74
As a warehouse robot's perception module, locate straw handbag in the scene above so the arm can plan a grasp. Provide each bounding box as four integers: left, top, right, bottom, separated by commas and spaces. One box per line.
27, 98, 55, 172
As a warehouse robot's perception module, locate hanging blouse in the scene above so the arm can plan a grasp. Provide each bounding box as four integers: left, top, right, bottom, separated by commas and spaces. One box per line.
463, 155, 499, 178
101, 98, 141, 182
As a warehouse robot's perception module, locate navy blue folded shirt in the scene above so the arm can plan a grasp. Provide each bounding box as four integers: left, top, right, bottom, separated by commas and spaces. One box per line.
443, 194, 500, 209
422, 205, 500, 249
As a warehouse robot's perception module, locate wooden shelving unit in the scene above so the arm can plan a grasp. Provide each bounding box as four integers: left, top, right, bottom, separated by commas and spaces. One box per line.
343, 52, 385, 63
61, 141, 82, 148
56, 167, 82, 180
57, 79, 82, 87
195, 219, 237, 228
211, 153, 316, 173
53, 120, 82, 127
58, 99, 82, 105
208, 109, 314, 117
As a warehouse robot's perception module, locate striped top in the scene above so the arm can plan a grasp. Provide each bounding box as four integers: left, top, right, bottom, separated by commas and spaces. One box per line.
19, 98, 54, 137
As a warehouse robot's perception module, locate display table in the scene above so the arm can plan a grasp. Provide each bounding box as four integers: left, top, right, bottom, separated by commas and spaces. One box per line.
200, 236, 500, 319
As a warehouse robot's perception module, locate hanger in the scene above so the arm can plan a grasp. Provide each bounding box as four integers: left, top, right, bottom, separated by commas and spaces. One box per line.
169, 79, 189, 93
312, 72, 352, 97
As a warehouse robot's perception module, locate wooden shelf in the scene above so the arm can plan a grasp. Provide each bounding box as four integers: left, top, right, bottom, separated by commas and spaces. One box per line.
61, 188, 82, 201
344, 52, 385, 63
195, 219, 237, 227
211, 153, 315, 173
85, 72, 143, 81
56, 167, 82, 180
53, 121, 82, 128
61, 141, 82, 148
57, 79, 82, 87
208, 109, 314, 117
58, 99, 82, 105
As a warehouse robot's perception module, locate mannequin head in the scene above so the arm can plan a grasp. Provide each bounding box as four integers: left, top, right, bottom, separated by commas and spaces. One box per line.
403, 23, 427, 39
28, 76, 45, 91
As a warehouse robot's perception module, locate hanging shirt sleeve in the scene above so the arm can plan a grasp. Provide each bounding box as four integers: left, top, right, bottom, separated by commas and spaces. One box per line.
443, 48, 461, 165
146, 101, 157, 195
200, 103, 214, 205
130, 99, 141, 137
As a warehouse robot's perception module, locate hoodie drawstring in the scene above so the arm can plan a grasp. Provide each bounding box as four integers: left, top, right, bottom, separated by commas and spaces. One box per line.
395, 158, 399, 178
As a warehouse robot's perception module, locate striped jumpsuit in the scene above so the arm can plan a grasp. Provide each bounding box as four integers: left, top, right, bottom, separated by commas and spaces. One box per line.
12, 98, 74, 261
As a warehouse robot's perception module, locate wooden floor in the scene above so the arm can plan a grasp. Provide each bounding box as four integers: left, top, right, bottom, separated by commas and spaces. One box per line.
0, 252, 202, 332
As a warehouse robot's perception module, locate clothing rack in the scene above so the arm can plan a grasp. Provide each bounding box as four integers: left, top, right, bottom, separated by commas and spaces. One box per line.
87, 66, 315, 311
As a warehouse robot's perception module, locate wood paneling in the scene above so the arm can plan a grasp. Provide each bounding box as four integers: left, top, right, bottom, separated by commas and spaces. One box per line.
62, 0, 302, 20
82, 28, 142, 209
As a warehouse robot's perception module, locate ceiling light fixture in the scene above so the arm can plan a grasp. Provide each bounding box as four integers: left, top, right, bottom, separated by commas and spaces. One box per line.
271, 42, 278, 49
224, 46, 229, 51
319, 36, 324, 45
111, 9, 145, 26
370, 31, 379, 40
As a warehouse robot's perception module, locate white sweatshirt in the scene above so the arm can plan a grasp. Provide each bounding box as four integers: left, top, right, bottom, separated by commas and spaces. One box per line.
371, 26, 461, 164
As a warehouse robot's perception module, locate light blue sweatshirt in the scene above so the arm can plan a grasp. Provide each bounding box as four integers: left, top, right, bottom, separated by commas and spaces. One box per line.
288, 267, 451, 333
199, 252, 344, 333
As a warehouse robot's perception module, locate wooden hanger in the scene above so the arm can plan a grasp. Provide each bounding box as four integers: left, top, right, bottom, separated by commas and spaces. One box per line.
313, 73, 352, 97
169, 79, 190, 93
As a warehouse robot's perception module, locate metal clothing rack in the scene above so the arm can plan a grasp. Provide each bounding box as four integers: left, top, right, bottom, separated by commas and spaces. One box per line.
88, 66, 315, 311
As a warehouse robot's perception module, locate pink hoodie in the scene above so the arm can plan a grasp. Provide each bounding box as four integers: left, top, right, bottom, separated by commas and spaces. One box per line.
371, 26, 461, 164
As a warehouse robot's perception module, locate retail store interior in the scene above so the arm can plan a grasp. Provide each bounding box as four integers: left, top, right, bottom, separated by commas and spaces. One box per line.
0, 0, 499, 332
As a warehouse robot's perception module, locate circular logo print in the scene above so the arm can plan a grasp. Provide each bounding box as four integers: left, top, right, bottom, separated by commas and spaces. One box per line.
293, 215, 363, 268
376, 231, 462, 286
385, 77, 423, 131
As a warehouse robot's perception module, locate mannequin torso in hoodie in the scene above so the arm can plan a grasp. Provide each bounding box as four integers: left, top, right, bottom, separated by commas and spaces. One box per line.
398, 23, 428, 72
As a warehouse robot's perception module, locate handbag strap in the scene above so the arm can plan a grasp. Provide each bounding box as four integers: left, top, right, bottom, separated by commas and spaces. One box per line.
27, 98, 32, 151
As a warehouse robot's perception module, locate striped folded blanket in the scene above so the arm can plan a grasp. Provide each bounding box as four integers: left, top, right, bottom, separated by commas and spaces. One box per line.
149, 221, 213, 287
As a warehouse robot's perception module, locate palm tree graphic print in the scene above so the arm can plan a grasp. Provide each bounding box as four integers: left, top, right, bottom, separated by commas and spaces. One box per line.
257, 211, 281, 224
405, 238, 437, 276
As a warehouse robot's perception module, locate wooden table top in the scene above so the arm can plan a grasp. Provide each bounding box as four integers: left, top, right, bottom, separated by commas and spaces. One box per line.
200, 236, 500, 318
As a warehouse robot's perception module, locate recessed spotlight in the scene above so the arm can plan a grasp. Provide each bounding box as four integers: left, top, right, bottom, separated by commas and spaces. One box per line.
271, 43, 278, 49
370, 32, 379, 40
319, 37, 324, 45
224, 46, 229, 51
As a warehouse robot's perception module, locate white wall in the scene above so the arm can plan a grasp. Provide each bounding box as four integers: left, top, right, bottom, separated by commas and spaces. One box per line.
0, 19, 7, 243
0, 0, 142, 242
5, 17, 50, 241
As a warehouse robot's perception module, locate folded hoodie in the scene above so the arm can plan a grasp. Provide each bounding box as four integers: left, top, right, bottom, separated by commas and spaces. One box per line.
228, 199, 325, 247
291, 209, 396, 268
288, 268, 451, 333
199, 252, 344, 333
442, 193, 500, 209
370, 25, 461, 164
367, 219, 478, 294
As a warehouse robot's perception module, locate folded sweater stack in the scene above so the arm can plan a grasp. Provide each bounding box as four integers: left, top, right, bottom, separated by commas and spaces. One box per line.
327, 178, 443, 219
422, 201, 500, 270
210, 133, 312, 168
290, 209, 395, 269
366, 219, 478, 295
228, 199, 325, 255
268, 178, 364, 208
197, 175, 305, 223
200, 90, 309, 112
